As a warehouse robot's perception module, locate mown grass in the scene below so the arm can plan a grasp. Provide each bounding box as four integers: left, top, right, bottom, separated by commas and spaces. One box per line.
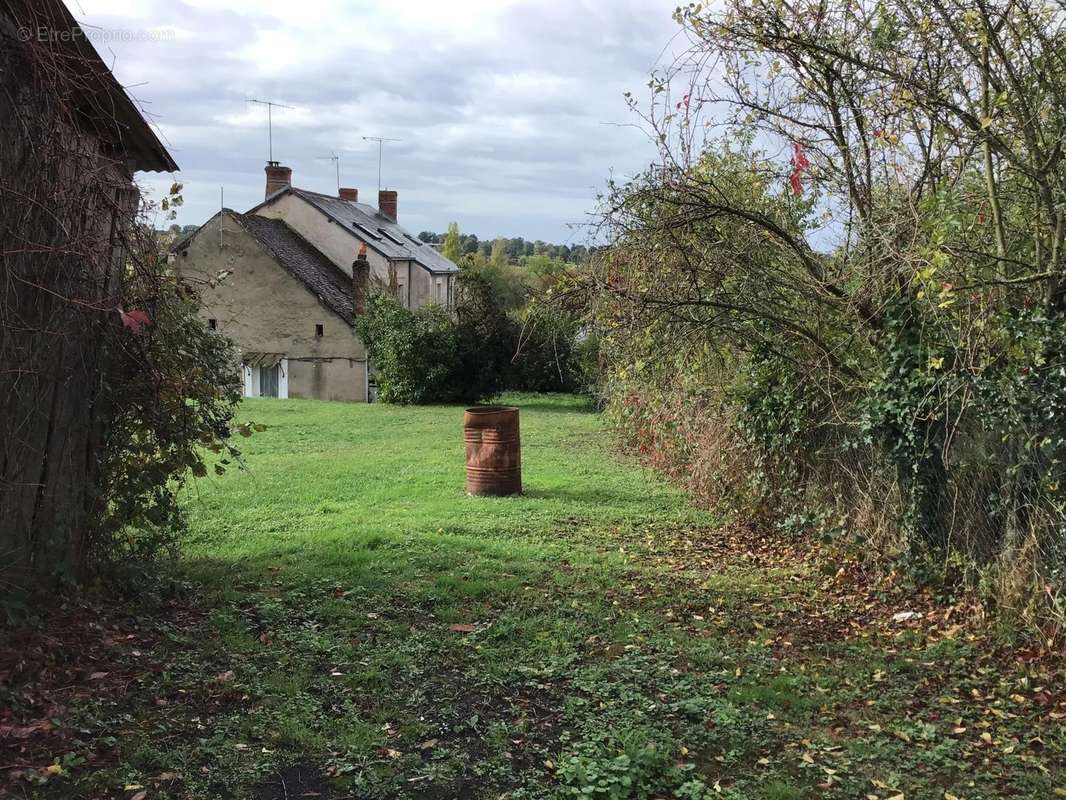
7, 394, 1063, 799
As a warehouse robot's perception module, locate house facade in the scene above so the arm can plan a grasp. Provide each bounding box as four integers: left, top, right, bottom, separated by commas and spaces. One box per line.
174, 163, 460, 402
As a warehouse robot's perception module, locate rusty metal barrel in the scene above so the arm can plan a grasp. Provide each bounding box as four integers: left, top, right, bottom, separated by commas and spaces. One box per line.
464, 406, 521, 496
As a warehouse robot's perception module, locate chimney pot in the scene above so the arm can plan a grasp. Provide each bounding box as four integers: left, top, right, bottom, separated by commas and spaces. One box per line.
339, 187, 359, 202
264, 162, 292, 200
378, 189, 397, 221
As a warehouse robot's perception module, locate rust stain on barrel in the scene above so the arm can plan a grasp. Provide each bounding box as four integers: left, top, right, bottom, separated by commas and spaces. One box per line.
464, 406, 521, 496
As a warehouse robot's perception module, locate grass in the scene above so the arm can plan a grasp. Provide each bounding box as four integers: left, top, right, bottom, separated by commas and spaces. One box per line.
3, 393, 1063, 799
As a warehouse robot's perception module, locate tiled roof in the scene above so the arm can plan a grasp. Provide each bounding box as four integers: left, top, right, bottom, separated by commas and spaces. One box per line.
254, 188, 460, 274
233, 213, 355, 325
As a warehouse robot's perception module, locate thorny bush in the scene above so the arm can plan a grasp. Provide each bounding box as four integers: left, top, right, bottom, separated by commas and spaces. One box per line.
579, 0, 1066, 637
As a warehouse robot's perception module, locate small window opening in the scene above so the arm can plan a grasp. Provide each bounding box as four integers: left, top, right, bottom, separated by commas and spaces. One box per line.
315, 323, 324, 337
208, 318, 217, 330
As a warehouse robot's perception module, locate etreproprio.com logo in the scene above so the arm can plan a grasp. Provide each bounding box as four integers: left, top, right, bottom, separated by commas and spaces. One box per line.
16, 26, 175, 44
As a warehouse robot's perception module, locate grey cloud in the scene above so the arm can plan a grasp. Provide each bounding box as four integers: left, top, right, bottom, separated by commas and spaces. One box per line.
89, 0, 680, 241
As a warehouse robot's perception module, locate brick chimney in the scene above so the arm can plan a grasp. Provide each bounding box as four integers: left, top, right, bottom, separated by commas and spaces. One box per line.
339, 187, 359, 202
264, 161, 292, 199
378, 189, 397, 221
352, 243, 370, 316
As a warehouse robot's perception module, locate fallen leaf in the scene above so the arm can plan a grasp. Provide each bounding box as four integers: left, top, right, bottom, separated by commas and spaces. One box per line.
0, 719, 54, 739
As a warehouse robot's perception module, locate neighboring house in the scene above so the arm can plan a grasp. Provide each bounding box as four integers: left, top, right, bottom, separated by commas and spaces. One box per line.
253, 165, 459, 310
174, 164, 461, 402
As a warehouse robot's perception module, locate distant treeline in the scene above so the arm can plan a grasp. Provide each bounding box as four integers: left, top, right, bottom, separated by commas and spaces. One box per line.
416, 230, 598, 265
164, 225, 596, 266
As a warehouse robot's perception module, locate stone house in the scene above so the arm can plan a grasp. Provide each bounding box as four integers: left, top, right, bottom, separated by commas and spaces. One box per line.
174, 163, 460, 402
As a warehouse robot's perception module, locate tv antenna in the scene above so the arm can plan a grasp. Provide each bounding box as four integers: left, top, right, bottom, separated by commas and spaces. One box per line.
315, 153, 341, 193
362, 136, 401, 192
249, 98, 294, 162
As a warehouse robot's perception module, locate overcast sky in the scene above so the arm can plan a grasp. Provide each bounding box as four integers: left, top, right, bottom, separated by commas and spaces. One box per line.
74, 0, 682, 243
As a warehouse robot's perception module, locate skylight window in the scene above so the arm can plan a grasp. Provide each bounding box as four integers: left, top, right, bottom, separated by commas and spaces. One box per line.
352, 222, 381, 240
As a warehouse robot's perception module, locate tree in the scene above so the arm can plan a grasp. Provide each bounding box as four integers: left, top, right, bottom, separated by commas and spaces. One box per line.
355, 294, 459, 404
356, 273, 520, 405
442, 222, 462, 262
583, 0, 1066, 618
490, 237, 510, 268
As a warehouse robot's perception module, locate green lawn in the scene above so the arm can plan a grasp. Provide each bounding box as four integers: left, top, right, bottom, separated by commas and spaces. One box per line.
7, 394, 1063, 799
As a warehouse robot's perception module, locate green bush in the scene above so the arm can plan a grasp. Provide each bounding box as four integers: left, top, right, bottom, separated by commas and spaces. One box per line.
583, 0, 1066, 633
92, 218, 246, 574
355, 293, 461, 404
510, 304, 586, 393
356, 271, 590, 404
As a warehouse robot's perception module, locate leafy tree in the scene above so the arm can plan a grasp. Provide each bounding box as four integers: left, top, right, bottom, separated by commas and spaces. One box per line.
355, 294, 460, 404
442, 221, 462, 262
452, 271, 519, 401
511, 302, 586, 393
582, 0, 1066, 624
490, 237, 510, 268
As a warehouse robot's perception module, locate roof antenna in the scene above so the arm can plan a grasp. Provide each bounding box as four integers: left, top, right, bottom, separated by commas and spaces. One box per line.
220, 186, 224, 251
315, 153, 341, 193
362, 136, 401, 192
249, 98, 295, 163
